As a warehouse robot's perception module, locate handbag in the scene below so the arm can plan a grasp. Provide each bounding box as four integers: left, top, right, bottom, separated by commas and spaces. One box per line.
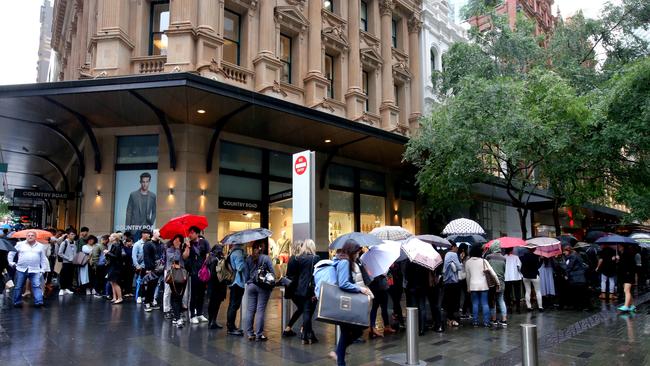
254, 256, 275, 290
316, 282, 371, 327
198, 259, 211, 282
483, 259, 498, 288
72, 252, 90, 266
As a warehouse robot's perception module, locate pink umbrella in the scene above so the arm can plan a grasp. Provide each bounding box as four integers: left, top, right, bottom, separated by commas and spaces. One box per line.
485, 237, 525, 249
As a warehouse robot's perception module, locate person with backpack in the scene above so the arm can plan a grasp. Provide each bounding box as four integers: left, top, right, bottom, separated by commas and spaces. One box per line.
57, 229, 77, 296
226, 242, 247, 336
244, 240, 275, 341
163, 234, 184, 319
207, 242, 227, 330
328, 240, 374, 365
183, 226, 211, 324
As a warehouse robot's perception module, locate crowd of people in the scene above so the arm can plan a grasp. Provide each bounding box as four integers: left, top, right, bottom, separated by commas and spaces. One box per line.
1, 226, 647, 366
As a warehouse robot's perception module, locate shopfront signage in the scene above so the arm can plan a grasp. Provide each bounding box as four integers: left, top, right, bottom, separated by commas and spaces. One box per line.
14, 189, 74, 200
218, 197, 261, 211
292, 151, 315, 242
294, 155, 307, 175
269, 189, 292, 202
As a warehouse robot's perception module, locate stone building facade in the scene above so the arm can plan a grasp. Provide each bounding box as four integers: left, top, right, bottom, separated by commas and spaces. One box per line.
37, 0, 54, 82
468, 0, 555, 35
50, 0, 424, 135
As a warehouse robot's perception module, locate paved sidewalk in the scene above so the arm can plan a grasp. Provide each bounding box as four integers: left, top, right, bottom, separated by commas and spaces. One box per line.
1, 289, 648, 365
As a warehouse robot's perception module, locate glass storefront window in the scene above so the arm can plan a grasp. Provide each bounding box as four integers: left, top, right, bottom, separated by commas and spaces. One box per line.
217, 209, 260, 243
360, 169, 385, 193
329, 164, 354, 188
269, 181, 291, 195
269, 151, 291, 178
219, 175, 261, 200
400, 200, 415, 234
116, 135, 159, 164
220, 141, 262, 173
329, 190, 354, 242
361, 194, 385, 233
269, 199, 293, 277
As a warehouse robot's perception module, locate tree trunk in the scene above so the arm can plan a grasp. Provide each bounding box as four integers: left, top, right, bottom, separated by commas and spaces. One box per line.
516, 206, 529, 240
552, 198, 562, 237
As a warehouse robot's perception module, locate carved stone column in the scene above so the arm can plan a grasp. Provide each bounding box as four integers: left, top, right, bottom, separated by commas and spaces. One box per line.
408, 15, 423, 132
345, 0, 366, 120
253, 0, 282, 92
196, 0, 222, 74
379, 0, 399, 130
94, 0, 134, 76
304, 0, 329, 107
166, 0, 198, 72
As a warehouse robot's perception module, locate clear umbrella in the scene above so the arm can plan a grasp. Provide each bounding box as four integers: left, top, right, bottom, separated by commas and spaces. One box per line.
360, 241, 402, 280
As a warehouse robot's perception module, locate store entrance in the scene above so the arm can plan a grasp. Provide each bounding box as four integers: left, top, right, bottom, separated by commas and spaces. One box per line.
269, 198, 293, 277
217, 209, 261, 244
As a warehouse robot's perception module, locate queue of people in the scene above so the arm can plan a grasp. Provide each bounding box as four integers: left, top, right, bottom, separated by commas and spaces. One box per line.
1, 225, 648, 366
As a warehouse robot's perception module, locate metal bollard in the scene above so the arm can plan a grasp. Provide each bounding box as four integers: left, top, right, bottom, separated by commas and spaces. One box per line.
521, 324, 538, 366
280, 287, 295, 331
406, 307, 419, 365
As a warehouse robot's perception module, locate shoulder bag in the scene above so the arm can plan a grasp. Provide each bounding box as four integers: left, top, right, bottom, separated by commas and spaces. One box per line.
254, 255, 275, 290
72, 251, 89, 266
483, 259, 498, 288
198, 258, 211, 282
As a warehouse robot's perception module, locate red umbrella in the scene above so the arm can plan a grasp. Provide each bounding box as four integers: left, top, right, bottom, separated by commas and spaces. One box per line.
159, 214, 208, 239
485, 237, 525, 249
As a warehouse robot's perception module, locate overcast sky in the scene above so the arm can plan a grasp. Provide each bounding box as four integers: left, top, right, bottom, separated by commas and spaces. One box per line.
0, 0, 618, 86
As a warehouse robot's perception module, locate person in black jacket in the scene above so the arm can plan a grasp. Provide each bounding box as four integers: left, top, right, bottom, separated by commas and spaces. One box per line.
405, 261, 430, 335
562, 245, 592, 311
520, 246, 543, 311
142, 229, 159, 312
293, 239, 320, 344
183, 226, 211, 324
207, 243, 227, 329
104, 233, 124, 304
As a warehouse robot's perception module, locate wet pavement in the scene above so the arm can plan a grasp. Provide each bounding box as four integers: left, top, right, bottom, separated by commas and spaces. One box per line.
1, 289, 649, 366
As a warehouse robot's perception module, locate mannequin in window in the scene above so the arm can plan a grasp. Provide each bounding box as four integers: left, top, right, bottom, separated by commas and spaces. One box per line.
276, 230, 291, 277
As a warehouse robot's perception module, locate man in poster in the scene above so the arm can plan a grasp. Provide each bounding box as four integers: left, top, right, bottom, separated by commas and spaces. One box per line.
125, 172, 157, 231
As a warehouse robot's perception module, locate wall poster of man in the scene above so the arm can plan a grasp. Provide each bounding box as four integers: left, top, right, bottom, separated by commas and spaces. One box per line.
114, 170, 158, 234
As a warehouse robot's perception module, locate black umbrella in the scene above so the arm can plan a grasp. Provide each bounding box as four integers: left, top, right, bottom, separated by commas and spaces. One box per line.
558, 235, 578, 246
585, 231, 609, 243
329, 232, 383, 250
0, 238, 16, 252
447, 234, 487, 245
221, 228, 272, 245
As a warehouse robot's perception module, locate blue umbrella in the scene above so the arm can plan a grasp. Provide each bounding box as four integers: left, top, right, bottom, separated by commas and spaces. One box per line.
221, 228, 273, 245
0, 223, 10, 229
595, 235, 638, 246
329, 232, 383, 250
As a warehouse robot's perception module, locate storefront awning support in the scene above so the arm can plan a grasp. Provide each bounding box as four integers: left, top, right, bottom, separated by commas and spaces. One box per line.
206, 103, 252, 173
129, 91, 177, 171
6, 170, 56, 191
0, 114, 85, 183
43, 97, 102, 174
0, 149, 69, 193
319, 136, 370, 189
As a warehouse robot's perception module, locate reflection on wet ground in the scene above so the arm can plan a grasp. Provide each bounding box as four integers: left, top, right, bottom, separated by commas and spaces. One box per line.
1, 289, 648, 365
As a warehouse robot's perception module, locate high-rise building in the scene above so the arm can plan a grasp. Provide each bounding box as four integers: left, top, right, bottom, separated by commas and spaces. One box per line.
36, 0, 53, 83
467, 0, 555, 34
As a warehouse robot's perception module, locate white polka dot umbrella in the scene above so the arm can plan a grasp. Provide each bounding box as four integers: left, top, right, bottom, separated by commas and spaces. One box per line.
441, 218, 486, 236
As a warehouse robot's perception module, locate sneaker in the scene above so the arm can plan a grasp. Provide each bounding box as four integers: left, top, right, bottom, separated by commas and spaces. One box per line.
190, 316, 200, 324
491, 321, 499, 327
153, 300, 158, 307
164, 312, 174, 320
65, 289, 74, 295
144, 304, 153, 312
617, 305, 630, 312
472, 322, 479, 328
59, 290, 65, 296
94, 293, 104, 298
176, 319, 184, 328
151, 304, 161, 310
228, 329, 244, 336
91, 289, 96, 295
86, 289, 92, 295
136, 297, 143, 304
499, 320, 508, 327
198, 315, 209, 322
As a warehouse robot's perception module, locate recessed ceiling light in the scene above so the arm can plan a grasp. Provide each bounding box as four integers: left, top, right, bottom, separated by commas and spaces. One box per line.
324, 139, 332, 143
31, 184, 38, 188
45, 118, 55, 123
197, 109, 206, 114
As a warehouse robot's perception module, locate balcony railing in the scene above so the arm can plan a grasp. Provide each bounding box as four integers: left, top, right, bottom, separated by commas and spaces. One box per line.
132, 56, 166, 74
220, 61, 253, 85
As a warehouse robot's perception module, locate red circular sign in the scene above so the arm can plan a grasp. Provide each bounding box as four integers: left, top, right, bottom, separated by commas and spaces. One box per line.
294, 156, 308, 175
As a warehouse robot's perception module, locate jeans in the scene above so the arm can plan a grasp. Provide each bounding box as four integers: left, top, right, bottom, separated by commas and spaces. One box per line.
59, 263, 74, 290
471, 290, 490, 325
14, 270, 43, 305
489, 291, 507, 321
336, 324, 365, 366
289, 295, 316, 340
444, 282, 461, 322
287, 297, 304, 328
227, 285, 245, 331
189, 275, 207, 317
171, 292, 184, 321
601, 275, 616, 294
370, 288, 390, 329
244, 283, 271, 337
163, 270, 171, 313
523, 277, 543, 309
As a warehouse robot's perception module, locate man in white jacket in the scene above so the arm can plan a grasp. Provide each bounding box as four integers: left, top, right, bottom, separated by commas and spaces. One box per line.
8, 231, 50, 307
